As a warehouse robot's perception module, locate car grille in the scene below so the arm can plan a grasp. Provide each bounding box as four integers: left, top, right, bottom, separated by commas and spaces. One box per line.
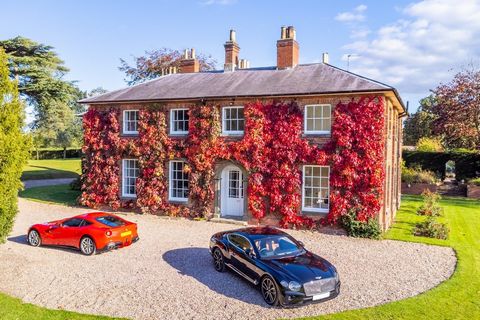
303, 278, 336, 296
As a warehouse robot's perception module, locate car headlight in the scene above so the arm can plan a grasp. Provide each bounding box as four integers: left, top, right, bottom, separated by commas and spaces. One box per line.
280, 280, 302, 291
288, 281, 302, 292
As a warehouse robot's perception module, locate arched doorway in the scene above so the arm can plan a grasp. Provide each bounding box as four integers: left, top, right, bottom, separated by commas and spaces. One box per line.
220, 164, 245, 217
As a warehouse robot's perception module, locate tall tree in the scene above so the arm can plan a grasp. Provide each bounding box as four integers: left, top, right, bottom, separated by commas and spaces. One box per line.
119, 48, 216, 85
432, 68, 480, 150
403, 95, 437, 146
0, 36, 77, 119
0, 48, 30, 242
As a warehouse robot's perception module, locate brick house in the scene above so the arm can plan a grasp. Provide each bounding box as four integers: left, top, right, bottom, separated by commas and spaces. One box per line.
80, 26, 405, 231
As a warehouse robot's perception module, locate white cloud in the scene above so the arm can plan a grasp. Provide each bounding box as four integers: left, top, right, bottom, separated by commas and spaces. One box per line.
335, 4, 368, 22
337, 0, 480, 105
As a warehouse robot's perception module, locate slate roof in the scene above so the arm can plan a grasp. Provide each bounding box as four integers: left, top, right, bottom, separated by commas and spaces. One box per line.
80, 63, 402, 106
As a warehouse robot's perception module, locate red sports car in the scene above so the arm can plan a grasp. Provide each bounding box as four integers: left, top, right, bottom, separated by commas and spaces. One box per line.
27, 212, 139, 255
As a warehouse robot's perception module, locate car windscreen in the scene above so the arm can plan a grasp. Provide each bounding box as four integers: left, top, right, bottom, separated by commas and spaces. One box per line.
95, 216, 126, 227
254, 235, 303, 259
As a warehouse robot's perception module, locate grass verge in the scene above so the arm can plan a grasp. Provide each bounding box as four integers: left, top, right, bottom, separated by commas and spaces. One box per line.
18, 184, 80, 207
22, 159, 81, 180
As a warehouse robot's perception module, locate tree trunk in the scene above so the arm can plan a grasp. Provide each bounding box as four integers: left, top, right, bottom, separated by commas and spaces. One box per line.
63, 147, 66, 159
36, 147, 39, 160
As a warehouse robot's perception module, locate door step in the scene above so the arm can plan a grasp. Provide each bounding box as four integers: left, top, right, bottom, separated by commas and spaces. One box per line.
209, 217, 248, 226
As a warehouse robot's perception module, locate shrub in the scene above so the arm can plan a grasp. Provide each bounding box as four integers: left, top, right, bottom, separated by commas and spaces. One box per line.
0, 49, 31, 243
340, 210, 381, 239
401, 161, 438, 184
417, 189, 443, 216
416, 137, 444, 152
30, 148, 81, 160
413, 217, 449, 239
469, 177, 480, 186
402, 150, 480, 181
69, 177, 81, 191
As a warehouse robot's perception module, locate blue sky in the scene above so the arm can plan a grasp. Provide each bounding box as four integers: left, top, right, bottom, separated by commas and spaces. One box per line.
2, 0, 479, 114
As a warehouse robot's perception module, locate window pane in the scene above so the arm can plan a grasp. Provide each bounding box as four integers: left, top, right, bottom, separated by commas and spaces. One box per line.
306, 106, 314, 118
314, 119, 322, 131
323, 105, 331, 118
321, 167, 329, 177
303, 166, 329, 211
307, 119, 314, 131
170, 161, 189, 200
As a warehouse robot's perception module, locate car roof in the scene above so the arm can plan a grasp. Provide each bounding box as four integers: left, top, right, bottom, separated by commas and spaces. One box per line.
72, 212, 114, 219
228, 226, 287, 238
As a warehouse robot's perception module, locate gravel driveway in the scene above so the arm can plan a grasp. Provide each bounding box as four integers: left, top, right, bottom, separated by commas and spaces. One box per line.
0, 199, 456, 320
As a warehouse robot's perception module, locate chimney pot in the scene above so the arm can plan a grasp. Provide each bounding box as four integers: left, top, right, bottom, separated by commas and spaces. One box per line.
277, 25, 299, 69
281, 26, 287, 39
184, 49, 189, 59
190, 48, 196, 59
179, 48, 199, 73
322, 52, 329, 64
224, 29, 240, 72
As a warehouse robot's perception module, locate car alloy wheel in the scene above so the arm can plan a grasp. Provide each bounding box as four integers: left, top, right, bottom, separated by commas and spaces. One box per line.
213, 248, 225, 272
80, 236, 96, 256
261, 276, 279, 306
27, 230, 41, 247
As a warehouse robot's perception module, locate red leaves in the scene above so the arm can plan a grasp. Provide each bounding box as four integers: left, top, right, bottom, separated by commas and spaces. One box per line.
81, 96, 385, 229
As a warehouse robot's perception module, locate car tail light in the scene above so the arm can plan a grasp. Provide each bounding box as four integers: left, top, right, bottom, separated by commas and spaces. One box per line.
105, 230, 112, 237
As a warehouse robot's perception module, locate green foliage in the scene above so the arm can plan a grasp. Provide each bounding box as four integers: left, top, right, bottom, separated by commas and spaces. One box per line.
402, 150, 480, 181
468, 177, 480, 186
416, 137, 443, 152
403, 95, 436, 146
29, 148, 81, 160
401, 161, 438, 184
413, 217, 449, 240
340, 210, 381, 239
417, 189, 443, 216
0, 48, 30, 243
0, 36, 84, 149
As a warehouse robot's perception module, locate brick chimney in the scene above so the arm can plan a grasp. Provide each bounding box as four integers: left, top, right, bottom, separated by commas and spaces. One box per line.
277, 26, 299, 69
224, 29, 240, 72
179, 48, 199, 73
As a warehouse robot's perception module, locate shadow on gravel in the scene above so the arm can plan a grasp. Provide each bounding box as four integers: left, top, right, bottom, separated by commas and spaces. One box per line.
163, 247, 267, 307
7, 234, 85, 255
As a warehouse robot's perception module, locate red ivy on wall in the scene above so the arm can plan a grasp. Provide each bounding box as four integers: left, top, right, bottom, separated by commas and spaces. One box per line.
80, 96, 385, 229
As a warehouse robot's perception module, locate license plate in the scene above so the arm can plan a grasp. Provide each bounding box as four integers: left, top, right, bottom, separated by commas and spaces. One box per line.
121, 230, 132, 237
312, 292, 330, 301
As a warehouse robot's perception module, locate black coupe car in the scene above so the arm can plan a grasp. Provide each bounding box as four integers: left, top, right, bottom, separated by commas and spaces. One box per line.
209, 226, 340, 306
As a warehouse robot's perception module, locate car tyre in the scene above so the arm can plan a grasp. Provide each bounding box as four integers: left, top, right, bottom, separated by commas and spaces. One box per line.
261, 275, 280, 306
27, 229, 41, 247
79, 236, 96, 256
212, 248, 226, 272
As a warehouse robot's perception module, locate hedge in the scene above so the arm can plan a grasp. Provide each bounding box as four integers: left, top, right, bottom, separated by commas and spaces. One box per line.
30, 148, 82, 160
403, 150, 480, 181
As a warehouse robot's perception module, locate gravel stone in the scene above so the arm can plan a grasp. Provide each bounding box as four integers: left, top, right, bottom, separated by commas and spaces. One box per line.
0, 199, 456, 320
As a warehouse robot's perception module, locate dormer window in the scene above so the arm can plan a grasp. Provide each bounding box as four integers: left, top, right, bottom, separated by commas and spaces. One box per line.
304, 104, 331, 134
222, 106, 244, 135
123, 110, 139, 135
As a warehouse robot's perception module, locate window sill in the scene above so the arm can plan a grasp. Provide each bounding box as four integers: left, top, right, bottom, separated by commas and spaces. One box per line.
121, 133, 139, 137
303, 133, 331, 137
301, 209, 329, 215
121, 195, 137, 199
169, 198, 188, 204
169, 132, 189, 137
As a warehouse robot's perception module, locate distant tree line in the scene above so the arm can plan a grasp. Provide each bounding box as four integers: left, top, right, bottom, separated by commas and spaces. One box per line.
404, 68, 480, 151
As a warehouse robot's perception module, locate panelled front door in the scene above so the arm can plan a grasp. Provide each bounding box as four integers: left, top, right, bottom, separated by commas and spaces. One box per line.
221, 165, 244, 217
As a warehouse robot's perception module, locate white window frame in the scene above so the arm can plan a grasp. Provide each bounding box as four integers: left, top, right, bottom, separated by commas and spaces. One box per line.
169, 108, 189, 135
123, 110, 139, 135
122, 159, 139, 198
168, 160, 189, 202
222, 106, 245, 135
301, 165, 330, 213
304, 104, 331, 135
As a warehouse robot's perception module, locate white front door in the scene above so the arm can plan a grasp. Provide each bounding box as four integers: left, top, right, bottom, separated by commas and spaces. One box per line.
221, 165, 244, 217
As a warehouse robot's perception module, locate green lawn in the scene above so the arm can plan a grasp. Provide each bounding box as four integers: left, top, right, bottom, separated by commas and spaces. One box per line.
18, 184, 80, 206
304, 195, 480, 320
2, 195, 479, 319
21, 159, 81, 180
0, 293, 118, 320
